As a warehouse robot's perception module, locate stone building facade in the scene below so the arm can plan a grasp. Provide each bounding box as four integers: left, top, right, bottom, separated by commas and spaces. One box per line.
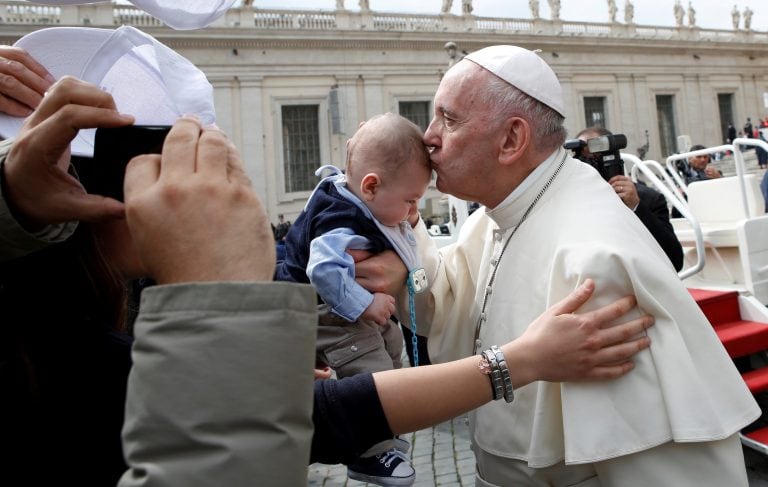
1, 2, 766, 221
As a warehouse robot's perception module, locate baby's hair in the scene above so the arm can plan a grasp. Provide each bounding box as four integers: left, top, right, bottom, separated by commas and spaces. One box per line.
346, 113, 430, 181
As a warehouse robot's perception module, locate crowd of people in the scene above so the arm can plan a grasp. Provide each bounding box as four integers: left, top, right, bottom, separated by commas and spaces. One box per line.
0, 2, 762, 487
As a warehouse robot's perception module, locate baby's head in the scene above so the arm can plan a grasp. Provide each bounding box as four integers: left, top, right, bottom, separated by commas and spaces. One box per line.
345, 113, 431, 226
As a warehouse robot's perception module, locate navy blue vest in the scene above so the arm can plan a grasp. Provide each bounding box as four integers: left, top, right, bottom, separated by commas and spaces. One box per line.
274, 179, 394, 283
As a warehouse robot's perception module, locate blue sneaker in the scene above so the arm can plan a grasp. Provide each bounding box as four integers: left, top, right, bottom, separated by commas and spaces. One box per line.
347, 439, 415, 486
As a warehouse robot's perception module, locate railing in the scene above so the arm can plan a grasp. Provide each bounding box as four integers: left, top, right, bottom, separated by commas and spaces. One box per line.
113, 6, 162, 27
623, 153, 705, 280
373, 13, 441, 31
0, 1, 765, 42
0, 3, 60, 24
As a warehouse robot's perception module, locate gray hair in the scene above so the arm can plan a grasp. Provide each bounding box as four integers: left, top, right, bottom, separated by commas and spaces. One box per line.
483, 73, 567, 152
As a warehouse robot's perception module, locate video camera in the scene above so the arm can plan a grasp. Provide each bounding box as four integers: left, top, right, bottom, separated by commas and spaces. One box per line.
564, 133, 627, 182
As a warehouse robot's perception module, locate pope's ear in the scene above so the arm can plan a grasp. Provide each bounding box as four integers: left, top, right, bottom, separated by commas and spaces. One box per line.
360, 173, 380, 200
499, 116, 531, 166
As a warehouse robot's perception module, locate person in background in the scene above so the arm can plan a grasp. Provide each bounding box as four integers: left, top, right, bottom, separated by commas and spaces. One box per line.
575, 126, 683, 271
681, 144, 723, 185
274, 213, 290, 260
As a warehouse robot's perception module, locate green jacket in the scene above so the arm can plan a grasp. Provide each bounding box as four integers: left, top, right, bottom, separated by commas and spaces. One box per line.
0, 138, 318, 485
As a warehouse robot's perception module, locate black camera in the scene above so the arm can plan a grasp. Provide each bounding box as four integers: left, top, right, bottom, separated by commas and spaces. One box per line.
564, 133, 627, 182
72, 125, 171, 201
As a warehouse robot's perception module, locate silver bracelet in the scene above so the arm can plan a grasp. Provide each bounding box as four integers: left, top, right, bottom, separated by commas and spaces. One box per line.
480, 349, 504, 401
491, 345, 515, 403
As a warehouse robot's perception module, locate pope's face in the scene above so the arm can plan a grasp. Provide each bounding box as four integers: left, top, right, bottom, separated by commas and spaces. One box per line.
423, 62, 502, 206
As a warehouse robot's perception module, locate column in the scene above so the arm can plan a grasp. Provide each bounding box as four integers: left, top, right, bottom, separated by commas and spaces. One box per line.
238, 76, 269, 209
557, 74, 578, 135
696, 74, 719, 145
615, 74, 638, 148
682, 74, 702, 141
362, 75, 385, 120
631, 75, 657, 160
333, 75, 360, 164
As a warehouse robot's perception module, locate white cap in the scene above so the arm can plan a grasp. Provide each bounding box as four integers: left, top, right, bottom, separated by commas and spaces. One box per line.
26, 0, 236, 30
464, 45, 565, 118
0, 25, 215, 157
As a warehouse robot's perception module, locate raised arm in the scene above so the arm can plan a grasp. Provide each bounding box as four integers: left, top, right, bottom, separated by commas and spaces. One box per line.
373, 279, 652, 434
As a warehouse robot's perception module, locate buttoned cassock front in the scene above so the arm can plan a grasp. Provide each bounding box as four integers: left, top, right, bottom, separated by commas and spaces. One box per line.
399, 149, 759, 472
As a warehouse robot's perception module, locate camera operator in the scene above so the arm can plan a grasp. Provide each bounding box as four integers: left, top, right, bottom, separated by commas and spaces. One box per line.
569, 127, 683, 271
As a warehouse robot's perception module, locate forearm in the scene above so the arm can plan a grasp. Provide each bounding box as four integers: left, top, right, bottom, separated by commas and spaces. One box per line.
121, 281, 317, 487
373, 340, 533, 434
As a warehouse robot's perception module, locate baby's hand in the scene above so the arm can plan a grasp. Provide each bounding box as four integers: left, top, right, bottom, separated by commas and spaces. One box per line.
361, 292, 395, 325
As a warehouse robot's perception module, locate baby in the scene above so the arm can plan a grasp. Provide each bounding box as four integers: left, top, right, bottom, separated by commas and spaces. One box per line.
274, 112, 431, 486
276, 112, 430, 375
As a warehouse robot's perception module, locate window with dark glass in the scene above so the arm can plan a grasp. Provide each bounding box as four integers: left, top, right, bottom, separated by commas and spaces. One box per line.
656, 95, 677, 157
583, 96, 607, 128
399, 101, 431, 132
282, 104, 320, 193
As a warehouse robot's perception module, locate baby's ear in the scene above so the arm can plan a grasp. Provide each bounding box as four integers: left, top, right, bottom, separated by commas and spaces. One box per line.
358, 121, 366, 129
360, 173, 380, 200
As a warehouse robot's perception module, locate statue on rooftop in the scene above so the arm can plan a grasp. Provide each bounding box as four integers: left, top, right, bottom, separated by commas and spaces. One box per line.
462, 0, 473, 15
624, 0, 634, 24
359, 0, 370, 12
607, 0, 617, 23
441, 0, 453, 14
687, 2, 696, 27
529, 0, 539, 20
335, 0, 345, 10
744, 6, 753, 31
548, 0, 560, 20
731, 4, 741, 30
673, 0, 685, 27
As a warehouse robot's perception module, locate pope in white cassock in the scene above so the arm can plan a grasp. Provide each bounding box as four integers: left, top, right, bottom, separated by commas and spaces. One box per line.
400, 45, 760, 486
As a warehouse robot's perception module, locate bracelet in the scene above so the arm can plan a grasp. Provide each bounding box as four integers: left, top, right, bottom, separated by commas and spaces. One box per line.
491, 345, 515, 403
478, 350, 503, 400
478, 346, 515, 403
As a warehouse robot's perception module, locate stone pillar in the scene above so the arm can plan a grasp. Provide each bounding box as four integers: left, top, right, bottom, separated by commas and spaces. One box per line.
237, 76, 269, 207
681, 74, 701, 141
742, 73, 760, 125
209, 76, 238, 145
557, 74, 578, 133
333, 75, 360, 162
615, 74, 638, 146
362, 75, 385, 120
224, 5, 254, 28
58, 5, 79, 25
695, 74, 719, 145
630, 75, 656, 160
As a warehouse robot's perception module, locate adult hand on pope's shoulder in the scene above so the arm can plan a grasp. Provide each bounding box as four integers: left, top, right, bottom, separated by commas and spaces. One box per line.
503, 279, 653, 387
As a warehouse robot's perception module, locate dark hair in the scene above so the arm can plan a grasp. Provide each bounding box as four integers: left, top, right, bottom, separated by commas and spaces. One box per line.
577, 126, 612, 138
0, 223, 128, 394
690, 144, 706, 151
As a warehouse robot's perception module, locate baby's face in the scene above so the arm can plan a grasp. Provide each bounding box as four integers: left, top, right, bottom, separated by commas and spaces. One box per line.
367, 159, 431, 227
